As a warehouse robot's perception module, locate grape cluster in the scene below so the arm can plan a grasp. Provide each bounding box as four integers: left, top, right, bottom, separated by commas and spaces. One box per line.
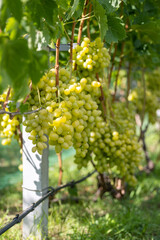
72, 37, 110, 73
0, 113, 20, 145
0, 89, 21, 146
74, 102, 142, 185
23, 66, 102, 155
128, 88, 159, 124
146, 68, 160, 97
0, 37, 143, 185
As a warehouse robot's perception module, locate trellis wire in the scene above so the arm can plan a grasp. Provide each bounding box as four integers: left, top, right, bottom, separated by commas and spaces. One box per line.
0, 170, 96, 236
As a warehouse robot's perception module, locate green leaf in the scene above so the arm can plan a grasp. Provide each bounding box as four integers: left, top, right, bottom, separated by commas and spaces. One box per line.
40, 0, 57, 26
55, 0, 69, 9
105, 16, 126, 44
96, 0, 118, 13
8, 101, 17, 111
29, 50, 48, 85
66, 0, 79, 20
92, 0, 108, 40
1, 39, 29, 99
5, 17, 19, 40
132, 20, 160, 44
19, 103, 29, 113
0, 1, 10, 30
6, 0, 22, 22
26, 0, 58, 29
70, 0, 85, 21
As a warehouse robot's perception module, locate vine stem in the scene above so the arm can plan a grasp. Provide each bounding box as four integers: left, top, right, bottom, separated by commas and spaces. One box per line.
112, 42, 125, 102
70, 20, 76, 76
17, 124, 23, 149
126, 62, 131, 107
87, 3, 92, 40
55, 38, 61, 99
109, 42, 113, 55
90, 160, 106, 189
55, 38, 63, 185
58, 152, 63, 185
77, 0, 90, 44
108, 43, 117, 88
3, 87, 11, 109
0, 107, 42, 117
74, 0, 89, 71
23, 82, 32, 104
140, 68, 146, 129
96, 73, 107, 120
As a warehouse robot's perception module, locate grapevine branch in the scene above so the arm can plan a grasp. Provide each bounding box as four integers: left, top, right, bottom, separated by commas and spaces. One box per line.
74, 0, 90, 71
0, 107, 42, 118
17, 124, 23, 149
90, 160, 124, 199
77, 0, 90, 44
96, 73, 107, 120
112, 42, 125, 102
90, 160, 106, 190
140, 68, 146, 129
58, 152, 63, 185
3, 87, 11, 109
108, 43, 117, 88
126, 61, 131, 107
23, 82, 32, 104
139, 124, 154, 173
55, 37, 63, 185
87, 3, 92, 40
109, 42, 113, 56
70, 20, 76, 77
55, 38, 61, 99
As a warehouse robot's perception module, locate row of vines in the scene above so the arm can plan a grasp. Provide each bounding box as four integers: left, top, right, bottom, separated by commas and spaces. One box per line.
0, 0, 160, 196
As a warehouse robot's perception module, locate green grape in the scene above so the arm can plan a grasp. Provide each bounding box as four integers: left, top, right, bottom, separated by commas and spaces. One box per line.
128, 87, 159, 124
0, 89, 21, 146
73, 37, 110, 74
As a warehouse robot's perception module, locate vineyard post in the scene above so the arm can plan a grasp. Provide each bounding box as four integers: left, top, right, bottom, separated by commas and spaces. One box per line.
22, 125, 49, 239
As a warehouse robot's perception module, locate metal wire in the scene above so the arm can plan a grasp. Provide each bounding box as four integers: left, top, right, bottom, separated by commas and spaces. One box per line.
0, 170, 96, 236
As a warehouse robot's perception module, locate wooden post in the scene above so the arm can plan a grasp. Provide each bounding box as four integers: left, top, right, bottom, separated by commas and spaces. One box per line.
22, 126, 49, 240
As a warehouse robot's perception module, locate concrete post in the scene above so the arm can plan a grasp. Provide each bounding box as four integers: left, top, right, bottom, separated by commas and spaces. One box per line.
22, 127, 49, 240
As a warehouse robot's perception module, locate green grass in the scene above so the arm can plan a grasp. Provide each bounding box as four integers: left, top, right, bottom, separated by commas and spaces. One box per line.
0, 123, 160, 239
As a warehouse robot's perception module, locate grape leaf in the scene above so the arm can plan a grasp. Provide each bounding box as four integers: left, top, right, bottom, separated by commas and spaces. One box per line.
0, 1, 10, 30
96, 0, 116, 13
96, 0, 122, 13
92, 0, 108, 40
132, 20, 160, 44
1, 38, 30, 99
6, 0, 22, 22
5, 17, 19, 40
26, 0, 58, 28
19, 103, 29, 113
65, 0, 79, 20
105, 16, 126, 44
29, 50, 48, 85
55, 0, 69, 9
40, 0, 57, 26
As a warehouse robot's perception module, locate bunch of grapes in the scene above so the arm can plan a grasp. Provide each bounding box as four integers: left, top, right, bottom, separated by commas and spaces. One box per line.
74, 102, 142, 185
23, 66, 102, 155
0, 89, 21, 146
0, 36, 143, 185
146, 68, 160, 97
128, 88, 159, 124
72, 37, 110, 73
71, 37, 142, 185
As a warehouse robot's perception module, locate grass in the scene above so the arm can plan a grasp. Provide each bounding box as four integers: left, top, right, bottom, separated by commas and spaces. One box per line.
0, 123, 160, 239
